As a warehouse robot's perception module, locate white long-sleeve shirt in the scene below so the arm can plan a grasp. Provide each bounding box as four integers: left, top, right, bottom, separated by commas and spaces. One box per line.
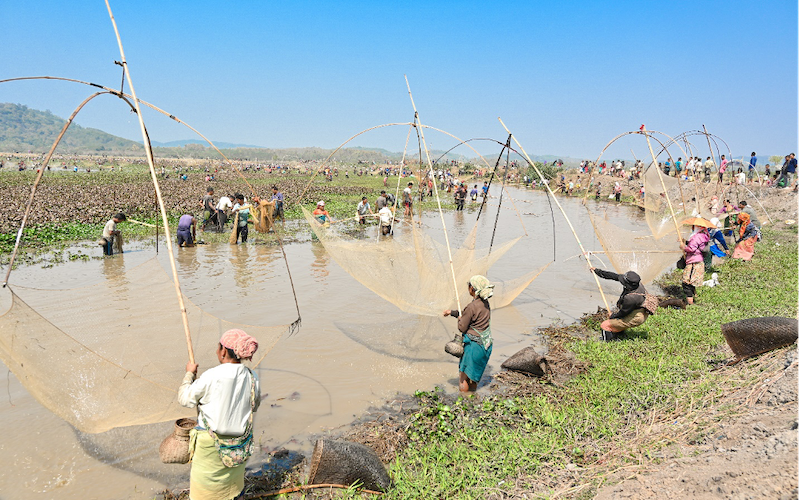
178, 363, 260, 436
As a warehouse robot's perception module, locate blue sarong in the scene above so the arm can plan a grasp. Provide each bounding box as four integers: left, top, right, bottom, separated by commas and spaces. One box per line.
458, 335, 492, 383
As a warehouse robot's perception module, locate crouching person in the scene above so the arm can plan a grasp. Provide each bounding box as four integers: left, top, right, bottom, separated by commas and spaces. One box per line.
589, 268, 656, 341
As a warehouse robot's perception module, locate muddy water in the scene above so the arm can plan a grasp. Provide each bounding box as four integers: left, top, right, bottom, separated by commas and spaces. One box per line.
0, 188, 652, 499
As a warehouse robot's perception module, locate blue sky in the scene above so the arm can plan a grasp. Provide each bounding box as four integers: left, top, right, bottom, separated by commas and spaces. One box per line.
1, 1, 797, 161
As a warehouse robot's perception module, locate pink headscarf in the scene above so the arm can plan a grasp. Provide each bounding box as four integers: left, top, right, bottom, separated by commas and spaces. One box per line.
219, 329, 259, 361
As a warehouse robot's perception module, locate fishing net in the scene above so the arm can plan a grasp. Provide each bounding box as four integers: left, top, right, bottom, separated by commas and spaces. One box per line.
253, 199, 276, 233
0, 258, 291, 434
643, 163, 688, 239
302, 207, 546, 316
587, 211, 681, 284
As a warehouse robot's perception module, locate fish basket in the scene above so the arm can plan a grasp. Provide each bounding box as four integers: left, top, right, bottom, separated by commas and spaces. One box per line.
308, 439, 391, 492
722, 317, 798, 360
444, 333, 464, 358
501, 346, 549, 377
159, 418, 197, 464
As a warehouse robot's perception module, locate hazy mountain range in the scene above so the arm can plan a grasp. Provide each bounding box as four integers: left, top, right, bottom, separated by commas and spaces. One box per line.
0, 102, 585, 165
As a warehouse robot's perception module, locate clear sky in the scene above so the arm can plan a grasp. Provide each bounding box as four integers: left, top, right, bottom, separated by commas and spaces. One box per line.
1, 1, 797, 161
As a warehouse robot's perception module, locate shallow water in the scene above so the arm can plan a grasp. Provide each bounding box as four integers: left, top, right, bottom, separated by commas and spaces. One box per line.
0, 187, 655, 499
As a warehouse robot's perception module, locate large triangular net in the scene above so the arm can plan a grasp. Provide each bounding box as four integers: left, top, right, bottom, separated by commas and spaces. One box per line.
0, 258, 291, 433
643, 162, 689, 239
587, 211, 681, 284
301, 207, 546, 316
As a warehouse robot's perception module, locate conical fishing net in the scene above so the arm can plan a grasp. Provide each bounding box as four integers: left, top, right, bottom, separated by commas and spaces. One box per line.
0, 258, 291, 433
643, 163, 688, 239
302, 207, 545, 316
588, 211, 681, 284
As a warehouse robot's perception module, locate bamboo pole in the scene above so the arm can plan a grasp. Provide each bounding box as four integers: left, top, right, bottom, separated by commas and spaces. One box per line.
498, 118, 611, 315
3, 91, 108, 287
702, 124, 721, 197
404, 75, 461, 314
642, 127, 683, 242
127, 218, 156, 228
105, 0, 195, 365
384, 124, 413, 241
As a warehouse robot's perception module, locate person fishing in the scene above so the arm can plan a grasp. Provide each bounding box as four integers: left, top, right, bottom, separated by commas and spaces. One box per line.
270, 185, 285, 224
731, 212, 760, 261
443, 276, 494, 392
232, 194, 251, 244
679, 220, 712, 305
454, 183, 467, 210
178, 329, 260, 500
176, 213, 197, 247
313, 200, 331, 223
101, 212, 126, 256
588, 268, 654, 341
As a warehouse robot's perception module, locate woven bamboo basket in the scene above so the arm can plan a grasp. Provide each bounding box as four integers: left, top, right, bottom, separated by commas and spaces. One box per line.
308, 439, 390, 492
159, 418, 197, 464
444, 333, 464, 358
722, 316, 798, 360
501, 346, 549, 377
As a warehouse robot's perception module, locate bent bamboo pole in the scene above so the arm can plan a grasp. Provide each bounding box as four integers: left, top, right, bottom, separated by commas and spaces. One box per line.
105, 0, 195, 365
3, 91, 109, 287
1, 75, 303, 333
498, 118, 611, 316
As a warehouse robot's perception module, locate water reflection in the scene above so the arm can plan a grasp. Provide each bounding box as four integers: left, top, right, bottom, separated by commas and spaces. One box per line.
310, 241, 330, 281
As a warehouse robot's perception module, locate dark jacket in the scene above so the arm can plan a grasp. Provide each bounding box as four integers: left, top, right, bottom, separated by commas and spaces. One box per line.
593, 268, 647, 319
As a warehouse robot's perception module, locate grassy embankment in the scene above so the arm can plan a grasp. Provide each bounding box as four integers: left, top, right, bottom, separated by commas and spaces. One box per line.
377, 225, 797, 499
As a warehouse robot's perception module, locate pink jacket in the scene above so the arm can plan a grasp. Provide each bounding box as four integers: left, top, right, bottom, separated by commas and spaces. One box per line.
685, 230, 710, 264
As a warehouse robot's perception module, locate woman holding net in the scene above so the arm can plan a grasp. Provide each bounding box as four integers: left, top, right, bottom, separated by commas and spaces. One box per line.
178, 329, 260, 500
443, 276, 494, 392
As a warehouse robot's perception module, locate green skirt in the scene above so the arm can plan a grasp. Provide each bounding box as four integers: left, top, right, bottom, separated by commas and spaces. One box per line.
458, 335, 492, 383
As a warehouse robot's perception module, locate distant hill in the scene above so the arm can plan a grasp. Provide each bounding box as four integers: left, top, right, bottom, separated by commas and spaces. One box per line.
0, 102, 580, 165
0, 103, 144, 154
150, 139, 264, 149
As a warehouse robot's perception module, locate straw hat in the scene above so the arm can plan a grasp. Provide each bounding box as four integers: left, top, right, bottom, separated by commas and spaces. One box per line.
680, 217, 716, 228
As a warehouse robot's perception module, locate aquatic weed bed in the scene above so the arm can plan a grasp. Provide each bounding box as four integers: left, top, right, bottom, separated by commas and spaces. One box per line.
0, 165, 460, 260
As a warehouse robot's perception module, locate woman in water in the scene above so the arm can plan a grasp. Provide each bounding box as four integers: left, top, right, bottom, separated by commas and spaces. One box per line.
443, 276, 494, 392
178, 329, 260, 500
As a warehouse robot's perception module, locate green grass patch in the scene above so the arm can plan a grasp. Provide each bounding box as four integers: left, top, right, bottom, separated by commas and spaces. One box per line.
380, 225, 797, 499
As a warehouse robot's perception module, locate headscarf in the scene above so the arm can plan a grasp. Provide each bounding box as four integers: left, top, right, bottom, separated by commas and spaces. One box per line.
469, 275, 494, 300
737, 212, 751, 239
219, 329, 259, 361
